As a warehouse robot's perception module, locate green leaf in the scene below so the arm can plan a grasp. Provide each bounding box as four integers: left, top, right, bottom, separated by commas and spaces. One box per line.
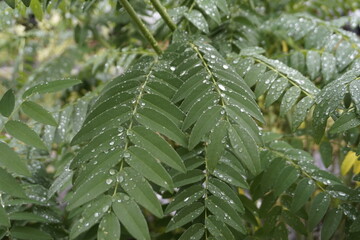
261, 158, 287, 192
21, 101, 57, 126
135, 107, 187, 147
71, 106, 131, 145
30, 0, 43, 20
0, 205, 10, 227
321, 52, 336, 82
166, 202, 205, 232
206, 215, 235, 240
179, 223, 205, 240
244, 63, 266, 87
119, 167, 163, 218
0, 142, 30, 176
173, 169, 205, 188
208, 178, 244, 213
206, 195, 246, 233
47, 167, 73, 199
0, 89, 15, 117
273, 165, 299, 196
182, 93, 219, 130
189, 106, 222, 150
228, 124, 261, 175
165, 184, 204, 214
329, 111, 360, 134
142, 93, 185, 127
290, 178, 315, 212
4, 0, 15, 8
22, 79, 82, 98
215, 0, 229, 14
70, 195, 112, 239
129, 126, 186, 172
254, 71, 278, 98
9, 212, 53, 223
126, 147, 174, 191
98, 213, 121, 240
212, 161, 249, 189
290, 51, 306, 74
112, 193, 150, 240
21, 0, 31, 7
0, 167, 26, 198
184, 10, 209, 33
306, 51, 321, 79
196, 0, 220, 24
280, 86, 301, 116
5, 120, 47, 150
320, 141, 333, 168
67, 170, 116, 210
308, 192, 331, 230
265, 77, 288, 107
206, 120, 227, 172
291, 96, 314, 131
321, 208, 343, 240
350, 80, 360, 114
282, 210, 307, 235
10, 227, 52, 240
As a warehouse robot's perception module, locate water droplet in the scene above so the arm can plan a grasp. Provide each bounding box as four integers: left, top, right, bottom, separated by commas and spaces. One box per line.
223, 64, 229, 69
106, 178, 113, 185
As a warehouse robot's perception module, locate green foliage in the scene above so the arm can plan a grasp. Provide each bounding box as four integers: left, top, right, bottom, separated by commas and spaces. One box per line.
1, 0, 360, 239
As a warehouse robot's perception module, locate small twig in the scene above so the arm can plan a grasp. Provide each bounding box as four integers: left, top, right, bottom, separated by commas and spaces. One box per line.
119, 0, 163, 55
149, 0, 177, 32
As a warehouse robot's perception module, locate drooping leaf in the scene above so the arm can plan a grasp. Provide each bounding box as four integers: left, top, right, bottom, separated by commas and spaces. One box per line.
291, 96, 314, 131
265, 77, 288, 107
98, 213, 121, 240
5, 120, 47, 150
320, 141, 333, 168
128, 126, 186, 172
282, 210, 307, 235
321, 209, 343, 240
67, 170, 116, 210
329, 111, 360, 134
273, 165, 299, 196
290, 178, 315, 212
23, 79, 81, 98
0, 89, 15, 117
306, 51, 321, 79
350, 80, 360, 113
112, 193, 150, 240
165, 185, 204, 214
205, 215, 235, 240
196, 0, 221, 24
208, 178, 244, 213
228, 124, 261, 175
206, 120, 227, 172
135, 107, 187, 147
0, 168, 26, 198
70, 195, 112, 239
205, 195, 246, 233
188, 106, 222, 150
21, 101, 57, 126
118, 167, 163, 218
10, 227, 52, 240
166, 202, 205, 232
0, 142, 30, 176
0, 205, 10, 227
280, 86, 301, 116
178, 223, 205, 240
184, 10, 209, 34
126, 147, 174, 191
308, 192, 331, 230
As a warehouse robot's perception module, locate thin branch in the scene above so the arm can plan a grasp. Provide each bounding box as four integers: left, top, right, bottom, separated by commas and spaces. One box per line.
119, 0, 163, 55
149, 0, 177, 32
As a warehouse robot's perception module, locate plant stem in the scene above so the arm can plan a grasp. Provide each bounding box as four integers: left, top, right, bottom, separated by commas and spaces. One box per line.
149, 0, 177, 31
119, 0, 163, 55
